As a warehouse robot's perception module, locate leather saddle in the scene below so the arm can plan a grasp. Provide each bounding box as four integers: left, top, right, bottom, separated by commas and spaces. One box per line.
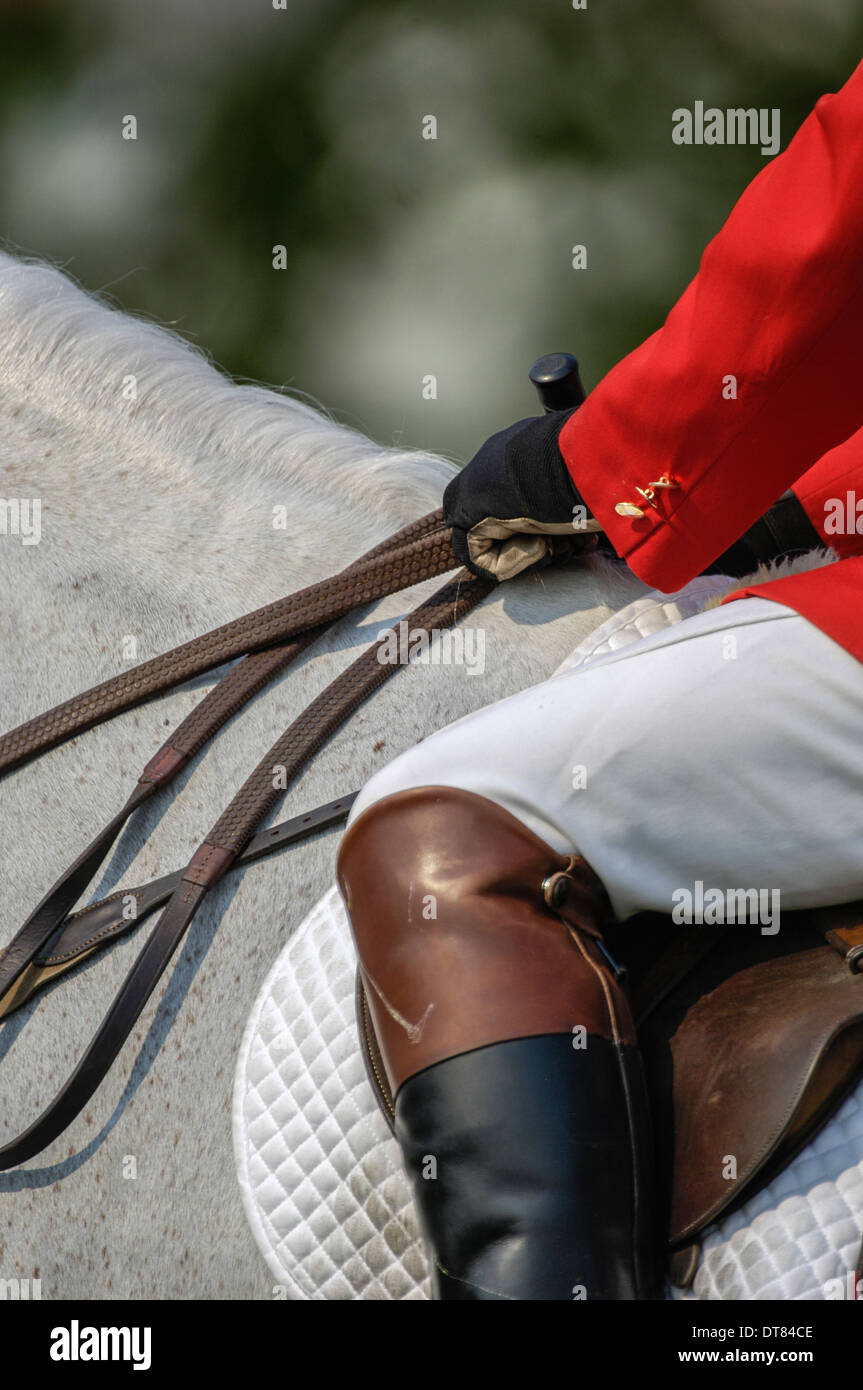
357, 898, 863, 1290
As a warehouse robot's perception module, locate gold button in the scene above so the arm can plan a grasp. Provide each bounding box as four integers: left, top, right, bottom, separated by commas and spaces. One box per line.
615, 502, 645, 518
648, 475, 678, 490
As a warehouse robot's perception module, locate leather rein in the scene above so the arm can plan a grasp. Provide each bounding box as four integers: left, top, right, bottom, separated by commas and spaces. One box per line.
0, 508, 492, 1169
6, 484, 862, 1199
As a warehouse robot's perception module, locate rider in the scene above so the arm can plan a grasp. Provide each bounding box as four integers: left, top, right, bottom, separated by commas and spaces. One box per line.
336, 59, 863, 1299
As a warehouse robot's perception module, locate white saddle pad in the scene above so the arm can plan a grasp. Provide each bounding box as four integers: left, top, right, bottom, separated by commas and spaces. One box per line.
233, 584, 863, 1300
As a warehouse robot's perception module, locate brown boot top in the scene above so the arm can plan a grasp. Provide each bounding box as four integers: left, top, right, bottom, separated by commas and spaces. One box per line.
337, 786, 635, 1093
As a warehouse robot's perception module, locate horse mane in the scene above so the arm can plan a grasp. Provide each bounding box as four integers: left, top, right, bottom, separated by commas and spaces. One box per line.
0, 250, 454, 530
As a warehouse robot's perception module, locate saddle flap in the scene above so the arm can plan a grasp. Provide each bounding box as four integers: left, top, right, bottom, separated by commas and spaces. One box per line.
635, 923, 863, 1248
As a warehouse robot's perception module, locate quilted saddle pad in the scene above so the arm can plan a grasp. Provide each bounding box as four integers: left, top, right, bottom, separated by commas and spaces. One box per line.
232, 583, 863, 1300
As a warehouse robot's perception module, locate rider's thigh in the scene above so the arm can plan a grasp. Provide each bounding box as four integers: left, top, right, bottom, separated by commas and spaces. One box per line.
348, 596, 863, 920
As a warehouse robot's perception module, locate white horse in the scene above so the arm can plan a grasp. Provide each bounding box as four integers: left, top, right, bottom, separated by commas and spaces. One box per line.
0, 252, 859, 1301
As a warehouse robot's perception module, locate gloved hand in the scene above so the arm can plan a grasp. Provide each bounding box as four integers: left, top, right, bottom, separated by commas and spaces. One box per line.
443, 409, 600, 581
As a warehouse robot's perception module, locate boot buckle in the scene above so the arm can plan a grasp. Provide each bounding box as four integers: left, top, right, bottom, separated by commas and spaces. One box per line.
541, 858, 601, 941
542, 868, 573, 911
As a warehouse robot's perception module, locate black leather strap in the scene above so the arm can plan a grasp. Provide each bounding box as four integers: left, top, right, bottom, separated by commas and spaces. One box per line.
0, 792, 357, 1021
742, 490, 822, 561
43, 791, 357, 968
0, 786, 152, 1005
706, 490, 822, 577
0, 879, 210, 1169
0, 640, 314, 1005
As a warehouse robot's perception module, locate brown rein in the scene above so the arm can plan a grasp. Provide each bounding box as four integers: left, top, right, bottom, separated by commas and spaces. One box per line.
0, 509, 492, 1170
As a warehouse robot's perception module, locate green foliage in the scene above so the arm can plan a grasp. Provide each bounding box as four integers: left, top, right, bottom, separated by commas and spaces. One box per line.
0, 0, 859, 457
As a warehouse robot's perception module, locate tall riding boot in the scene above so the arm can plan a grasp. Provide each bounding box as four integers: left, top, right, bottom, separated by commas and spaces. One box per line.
337, 786, 662, 1301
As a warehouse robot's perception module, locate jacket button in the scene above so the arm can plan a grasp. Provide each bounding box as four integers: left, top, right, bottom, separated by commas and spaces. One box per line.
614, 502, 645, 518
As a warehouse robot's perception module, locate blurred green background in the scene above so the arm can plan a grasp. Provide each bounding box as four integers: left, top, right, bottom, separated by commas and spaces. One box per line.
0, 0, 859, 462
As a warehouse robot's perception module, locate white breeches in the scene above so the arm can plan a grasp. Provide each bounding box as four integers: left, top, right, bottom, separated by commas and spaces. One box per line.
348, 594, 863, 923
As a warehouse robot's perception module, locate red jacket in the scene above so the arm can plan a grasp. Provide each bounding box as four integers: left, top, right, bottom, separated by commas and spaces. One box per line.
559, 60, 863, 664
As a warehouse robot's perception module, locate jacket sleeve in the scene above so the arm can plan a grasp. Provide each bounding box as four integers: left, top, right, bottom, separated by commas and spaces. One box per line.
791, 426, 863, 557
558, 59, 863, 591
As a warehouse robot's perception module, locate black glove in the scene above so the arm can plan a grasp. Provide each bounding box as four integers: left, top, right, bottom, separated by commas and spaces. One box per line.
443, 410, 599, 582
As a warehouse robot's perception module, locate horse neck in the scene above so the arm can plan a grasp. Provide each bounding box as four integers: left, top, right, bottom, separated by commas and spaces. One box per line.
0, 252, 453, 593
0, 253, 648, 747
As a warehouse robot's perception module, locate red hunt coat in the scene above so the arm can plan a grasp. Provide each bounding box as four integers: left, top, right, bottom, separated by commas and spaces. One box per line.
559, 59, 863, 664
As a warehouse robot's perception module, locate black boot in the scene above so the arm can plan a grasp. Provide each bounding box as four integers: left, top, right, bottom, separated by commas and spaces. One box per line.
338, 786, 663, 1301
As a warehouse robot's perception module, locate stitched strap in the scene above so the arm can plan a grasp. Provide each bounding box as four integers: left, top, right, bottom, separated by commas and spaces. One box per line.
0, 570, 490, 1169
